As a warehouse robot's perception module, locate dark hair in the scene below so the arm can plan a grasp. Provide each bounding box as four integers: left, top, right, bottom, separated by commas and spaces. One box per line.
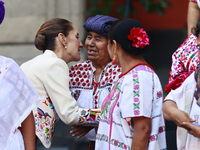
192, 19, 200, 37
108, 18, 149, 56
35, 18, 73, 52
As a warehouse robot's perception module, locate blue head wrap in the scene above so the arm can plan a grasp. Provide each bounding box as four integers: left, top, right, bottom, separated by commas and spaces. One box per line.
83, 15, 118, 38
0, 1, 5, 25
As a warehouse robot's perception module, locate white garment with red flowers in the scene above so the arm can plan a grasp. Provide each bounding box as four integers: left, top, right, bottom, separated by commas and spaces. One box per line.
165, 72, 200, 150
69, 60, 121, 141
96, 64, 166, 150
165, 34, 199, 95
169, 34, 199, 83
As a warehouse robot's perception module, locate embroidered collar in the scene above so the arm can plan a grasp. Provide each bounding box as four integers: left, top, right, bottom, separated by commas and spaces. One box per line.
119, 63, 154, 78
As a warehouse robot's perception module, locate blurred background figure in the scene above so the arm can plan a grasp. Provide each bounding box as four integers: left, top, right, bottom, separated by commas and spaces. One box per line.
163, 19, 200, 150
187, 0, 200, 36
165, 0, 200, 96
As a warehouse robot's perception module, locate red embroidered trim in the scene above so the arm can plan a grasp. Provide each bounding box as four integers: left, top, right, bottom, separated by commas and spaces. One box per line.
118, 63, 154, 78
190, 0, 197, 3
93, 80, 99, 93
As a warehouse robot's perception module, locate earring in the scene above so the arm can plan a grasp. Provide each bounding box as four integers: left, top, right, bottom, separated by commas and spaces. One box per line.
65, 46, 67, 49
112, 55, 116, 65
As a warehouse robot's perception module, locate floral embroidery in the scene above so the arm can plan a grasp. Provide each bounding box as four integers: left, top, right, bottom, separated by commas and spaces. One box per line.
150, 135, 156, 141
132, 72, 140, 115
134, 97, 139, 102
133, 84, 139, 90
114, 140, 119, 146
34, 96, 59, 148
159, 126, 164, 133
133, 74, 138, 78
96, 133, 131, 150
78, 109, 101, 126
124, 144, 127, 149
157, 91, 163, 99
81, 110, 86, 115
167, 34, 199, 94
134, 110, 140, 115
96, 65, 166, 149
148, 126, 166, 142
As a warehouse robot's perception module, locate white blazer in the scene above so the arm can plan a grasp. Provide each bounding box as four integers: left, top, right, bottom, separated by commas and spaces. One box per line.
21, 50, 100, 148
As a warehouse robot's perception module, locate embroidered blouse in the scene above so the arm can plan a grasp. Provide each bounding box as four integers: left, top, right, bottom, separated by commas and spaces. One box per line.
69, 60, 121, 141
95, 64, 166, 150
165, 34, 199, 94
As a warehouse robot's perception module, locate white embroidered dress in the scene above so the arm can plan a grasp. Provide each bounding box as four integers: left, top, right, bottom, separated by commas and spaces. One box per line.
95, 64, 166, 150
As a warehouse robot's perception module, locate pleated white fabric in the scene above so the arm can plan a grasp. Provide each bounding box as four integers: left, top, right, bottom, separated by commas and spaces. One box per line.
0, 56, 41, 150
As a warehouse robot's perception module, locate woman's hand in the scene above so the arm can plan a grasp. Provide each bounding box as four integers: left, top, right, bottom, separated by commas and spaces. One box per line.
70, 125, 94, 138
182, 122, 200, 138
163, 100, 195, 128
171, 108, 195, 128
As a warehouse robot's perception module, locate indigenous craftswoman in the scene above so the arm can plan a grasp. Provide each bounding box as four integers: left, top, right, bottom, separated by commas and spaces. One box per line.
0, 2, 41, 150
20, 18, 100, 148
163, 19, 200, 150
165, 0, 200, 95
69, 15, 121, 150
95, 19, 166, 150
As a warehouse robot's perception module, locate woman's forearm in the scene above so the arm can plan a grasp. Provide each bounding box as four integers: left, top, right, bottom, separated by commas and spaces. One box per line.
21, 112, 36, 150
163, 100, 195, 127
162, 100, 178, 121
187, 2, 200, 35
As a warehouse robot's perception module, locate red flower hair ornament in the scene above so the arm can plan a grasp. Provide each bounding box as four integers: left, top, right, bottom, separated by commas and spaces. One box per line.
127, 27, 149, 48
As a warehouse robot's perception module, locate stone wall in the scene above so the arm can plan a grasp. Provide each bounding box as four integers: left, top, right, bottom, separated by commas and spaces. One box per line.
0, 0, 86, 65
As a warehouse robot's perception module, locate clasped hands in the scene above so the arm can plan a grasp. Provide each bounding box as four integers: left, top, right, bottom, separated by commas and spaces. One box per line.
70, 125, 95, 139
171, 108, 200, 138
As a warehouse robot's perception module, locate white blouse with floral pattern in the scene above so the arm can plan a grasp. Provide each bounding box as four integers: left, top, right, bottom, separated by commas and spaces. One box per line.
96, 64, 166, 150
